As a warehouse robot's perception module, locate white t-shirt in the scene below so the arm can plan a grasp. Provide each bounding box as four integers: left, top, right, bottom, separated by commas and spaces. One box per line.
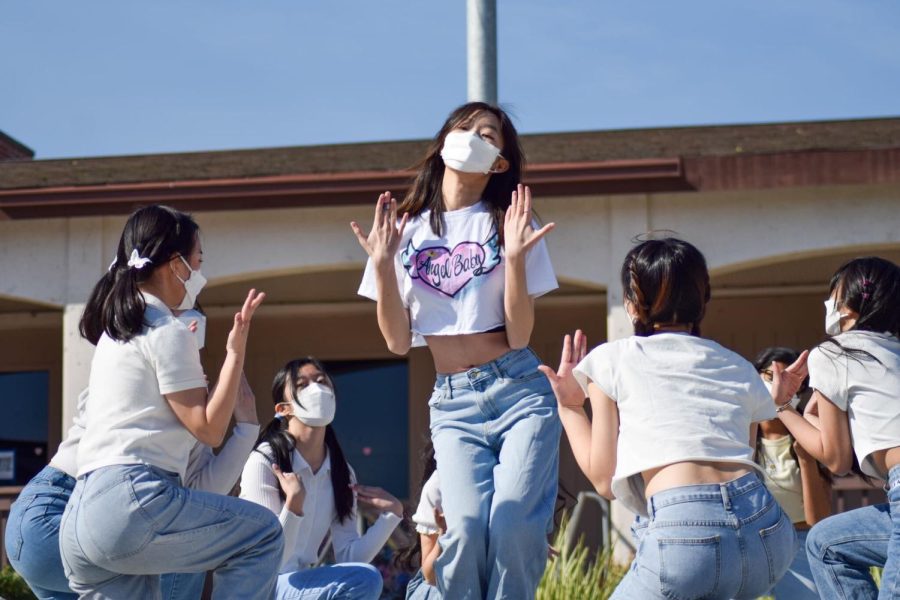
573, 333, 774, 517
76, 293, 208, 480
411, 472, 443, 535
358, 201, 558, 346
808, 331, 900, 480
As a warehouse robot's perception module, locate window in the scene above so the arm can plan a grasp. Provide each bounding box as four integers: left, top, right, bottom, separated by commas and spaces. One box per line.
0, 371, 49, 485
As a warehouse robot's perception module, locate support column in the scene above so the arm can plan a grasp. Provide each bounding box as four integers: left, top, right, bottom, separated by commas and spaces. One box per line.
61, 218, 103, 432
605, 195, 650, 563
467, 0, 497, 104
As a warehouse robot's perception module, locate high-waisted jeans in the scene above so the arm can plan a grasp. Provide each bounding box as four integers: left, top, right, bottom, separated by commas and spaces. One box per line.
428, 347, 561, 600
612, 471, 796, 600
59, 463, 283, 599
807, 464, 900, 599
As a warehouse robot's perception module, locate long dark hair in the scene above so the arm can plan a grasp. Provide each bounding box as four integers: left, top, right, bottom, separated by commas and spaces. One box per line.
819, 256, 900, 362
621, 237, 711, 337
79, 205, 199, 345
398, 102, 524, 245
394, 439, 437, 572
254, 357, 353, 524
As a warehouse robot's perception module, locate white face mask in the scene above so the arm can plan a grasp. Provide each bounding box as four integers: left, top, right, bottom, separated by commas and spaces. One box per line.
173, 255, 207, 311
824, 298, 843, 336
440, 130, 502, 174
176, 309, 206, 350
290, 383, 336, 427
763, 379, 800, 410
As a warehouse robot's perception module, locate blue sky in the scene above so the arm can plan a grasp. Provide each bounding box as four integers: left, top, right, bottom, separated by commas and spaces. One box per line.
3, 1, 899, 159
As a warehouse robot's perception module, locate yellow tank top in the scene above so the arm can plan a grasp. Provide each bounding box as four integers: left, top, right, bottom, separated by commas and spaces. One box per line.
758, 434, 805, 524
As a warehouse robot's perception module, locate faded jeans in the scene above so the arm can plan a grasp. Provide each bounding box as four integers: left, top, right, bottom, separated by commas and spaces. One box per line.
429, 347, 561, 600
59, 464, 283, 599
275, 564, 383, 599
612, 472, 796, 599
806, 464, 900, 599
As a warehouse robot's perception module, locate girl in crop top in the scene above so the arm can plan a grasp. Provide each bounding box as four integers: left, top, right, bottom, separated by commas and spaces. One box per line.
57, 205, 283, 599
540, 237, 807, 599
353, 102, 559, 599
772, 256, 900, 599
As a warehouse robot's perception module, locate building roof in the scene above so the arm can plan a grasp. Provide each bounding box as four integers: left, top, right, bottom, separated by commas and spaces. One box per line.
1, 117, 899, 219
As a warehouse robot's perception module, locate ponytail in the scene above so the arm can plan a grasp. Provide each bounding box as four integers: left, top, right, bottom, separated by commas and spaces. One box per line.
79, 205, 199, 344
253, 416, 297, 502
325, 425, 353, 524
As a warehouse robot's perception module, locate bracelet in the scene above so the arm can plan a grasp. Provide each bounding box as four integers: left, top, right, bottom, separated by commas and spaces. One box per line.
775, 402, 792, 413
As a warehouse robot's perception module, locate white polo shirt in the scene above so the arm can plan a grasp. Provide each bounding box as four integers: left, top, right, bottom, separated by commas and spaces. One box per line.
76, 292, 208, 480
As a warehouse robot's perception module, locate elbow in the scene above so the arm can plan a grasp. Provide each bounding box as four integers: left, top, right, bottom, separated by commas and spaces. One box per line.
386, 339, 411, 356
827, 457, 853, 477
505, 328, 532, 350
194, 427, 225, 448
589, 476, 614, 499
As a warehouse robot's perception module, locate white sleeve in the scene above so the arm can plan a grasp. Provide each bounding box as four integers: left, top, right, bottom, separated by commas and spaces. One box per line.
239, 447, 303, 568
748, 374, 776, 423
808, 345, 849, 410
572, 343, 617, 400
524, 225, 558, 298
358, 256, 408, 307
412, 472, 441, 535
330, 468, 402, 564
184, 423, 260, 494
148, 320, 207, 395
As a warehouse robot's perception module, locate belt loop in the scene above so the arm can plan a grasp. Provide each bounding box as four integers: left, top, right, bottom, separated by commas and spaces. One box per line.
489, 359, 502, 379
647, 497, 656, 520
448, 376, 454, 399
720, 483, 732, 511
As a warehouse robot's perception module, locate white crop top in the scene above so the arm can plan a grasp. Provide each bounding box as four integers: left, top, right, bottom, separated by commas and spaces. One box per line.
358, 201, 557, 346
808, 331, 900, 480
77, 293, 208, 480
573, 333, 774, 517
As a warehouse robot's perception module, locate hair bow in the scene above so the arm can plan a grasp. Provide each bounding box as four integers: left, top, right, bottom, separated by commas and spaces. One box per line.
127, 249, 152, 270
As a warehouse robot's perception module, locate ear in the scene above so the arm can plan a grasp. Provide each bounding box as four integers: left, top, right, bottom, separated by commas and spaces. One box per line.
275, 402, 293, 418
491, 155, 510, 174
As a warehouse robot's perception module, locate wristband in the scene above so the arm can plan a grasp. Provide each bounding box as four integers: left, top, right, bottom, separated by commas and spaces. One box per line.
775, 402, 792, 413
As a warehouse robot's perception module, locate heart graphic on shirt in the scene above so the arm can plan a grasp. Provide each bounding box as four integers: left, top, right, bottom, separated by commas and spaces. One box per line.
414, 242, 487, 297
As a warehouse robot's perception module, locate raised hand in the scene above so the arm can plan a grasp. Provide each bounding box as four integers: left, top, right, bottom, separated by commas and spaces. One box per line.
771, 350, 810, 408
351, 483, 403, 518
350, 192, 409, 266
538, 330, 588, 408
226, 289, 265, 357
504, 184, 555, 260
273, 464, 305, 516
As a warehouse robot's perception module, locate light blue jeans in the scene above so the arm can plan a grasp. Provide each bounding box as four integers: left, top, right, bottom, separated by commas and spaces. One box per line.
612, 472, 796, 600
806, 464, 900, 599
160, 572, 206, 600
405, 569, 441, 599
770, 528, 817, 599
4, 466, 78, 600
59, 464, 283, 599
274, 564, 382, 599
429, 347, 561, 600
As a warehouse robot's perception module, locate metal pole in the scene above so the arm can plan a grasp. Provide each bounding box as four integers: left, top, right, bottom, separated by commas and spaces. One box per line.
467, 0, 497, 104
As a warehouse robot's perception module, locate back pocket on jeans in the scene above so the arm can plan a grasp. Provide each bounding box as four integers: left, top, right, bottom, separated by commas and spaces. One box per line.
759, 514, 797, 585
658, 535, 720, 600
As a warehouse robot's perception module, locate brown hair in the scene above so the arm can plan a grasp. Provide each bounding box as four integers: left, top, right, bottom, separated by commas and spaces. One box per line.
398, 102, 524, 245
621, 237, 711, 336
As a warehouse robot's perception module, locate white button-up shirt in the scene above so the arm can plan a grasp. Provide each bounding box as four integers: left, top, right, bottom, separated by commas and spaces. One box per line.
240, 442, 401, 573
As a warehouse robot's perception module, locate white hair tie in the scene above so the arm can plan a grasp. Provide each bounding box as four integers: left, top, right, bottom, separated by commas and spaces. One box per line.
127, 249, 152, 270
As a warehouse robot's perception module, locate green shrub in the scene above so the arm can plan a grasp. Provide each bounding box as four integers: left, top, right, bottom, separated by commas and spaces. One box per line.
0, 565, 37, 600
537, 515, 627, 600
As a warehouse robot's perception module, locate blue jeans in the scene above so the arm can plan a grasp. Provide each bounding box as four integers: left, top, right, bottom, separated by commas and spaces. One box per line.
59, 464, 283, 599
612, 472, 796, 600
4, 466, 78, 600
160, 572, 207, 600
770, 528, 817, 599
274, 564, 382, 599
806, 464, 900, 599
405, 569, 442, 600
428, 347, 561, 600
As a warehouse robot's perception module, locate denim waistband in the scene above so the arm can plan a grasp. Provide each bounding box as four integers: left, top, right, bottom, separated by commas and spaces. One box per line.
30, 465, 76, 490
435, 347, 538, 390
647, 471, 762, 517
888, 464, 900, 491
83, 463, 182, 487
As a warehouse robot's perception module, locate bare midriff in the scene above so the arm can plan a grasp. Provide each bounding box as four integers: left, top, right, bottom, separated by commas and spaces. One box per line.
425, 330, 512, 374
643, 460, 754, 499
872, 446, 900, 477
